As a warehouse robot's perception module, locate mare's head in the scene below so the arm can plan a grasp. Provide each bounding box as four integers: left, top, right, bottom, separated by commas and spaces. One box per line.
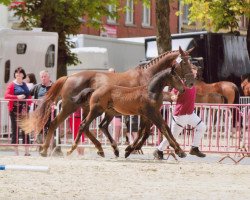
168, 68, 185, 94
171, 46, 195, 88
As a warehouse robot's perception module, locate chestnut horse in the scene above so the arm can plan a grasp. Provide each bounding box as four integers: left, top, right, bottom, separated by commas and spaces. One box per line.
163, 91, 227, 104
67, 68, 187, 158
195, 80, 239, 104
195, 93, 228, 104
20, 47, 194, 157
241, 78, 250, 96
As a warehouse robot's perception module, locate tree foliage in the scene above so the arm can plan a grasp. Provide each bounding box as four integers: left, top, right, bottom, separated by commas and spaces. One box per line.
180, 0, 250, 58
180, 0, 250, 33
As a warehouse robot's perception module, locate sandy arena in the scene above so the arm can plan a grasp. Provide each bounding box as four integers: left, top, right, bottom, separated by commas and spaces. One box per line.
0, 147, 250, 200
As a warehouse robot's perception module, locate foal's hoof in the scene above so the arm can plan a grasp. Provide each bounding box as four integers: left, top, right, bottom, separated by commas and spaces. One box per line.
134, 146, 142, 151
125, 145, 132, 152
124, 151, 131, 158
97, 151, 105, 157
177, 152, 187, 158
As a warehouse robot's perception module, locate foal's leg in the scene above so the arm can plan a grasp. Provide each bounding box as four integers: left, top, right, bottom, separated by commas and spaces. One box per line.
67, 106, 105, 157
124, 117, 147, 158
134, 122, 152, 151
146, 110, 186, 158
98, 113, 119, 157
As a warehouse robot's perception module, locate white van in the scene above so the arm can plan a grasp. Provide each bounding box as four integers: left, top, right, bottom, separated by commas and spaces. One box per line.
0, 28, 58, 97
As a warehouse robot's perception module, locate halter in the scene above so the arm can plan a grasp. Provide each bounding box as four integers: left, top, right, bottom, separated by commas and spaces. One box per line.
171, 65, 183, 84
172, 55, 194, 86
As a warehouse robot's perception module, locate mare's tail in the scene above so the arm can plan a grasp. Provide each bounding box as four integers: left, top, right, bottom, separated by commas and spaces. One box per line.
19, 76, 68, 133
71, 88, 94, 104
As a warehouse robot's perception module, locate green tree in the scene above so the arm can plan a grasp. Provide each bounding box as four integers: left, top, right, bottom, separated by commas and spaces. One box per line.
181, 0, 250, 57
0, 0, 120, 78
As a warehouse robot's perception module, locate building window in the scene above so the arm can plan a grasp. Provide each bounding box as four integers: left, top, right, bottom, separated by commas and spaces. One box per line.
142, 2, 151, 27
107, 5, 116, 24
239, 15, 248, 30
8, 9, 20, 21
16, 43, 27, 54
45, 44, 55, 68
125, 0, 134, 25
4, 60, 10, 83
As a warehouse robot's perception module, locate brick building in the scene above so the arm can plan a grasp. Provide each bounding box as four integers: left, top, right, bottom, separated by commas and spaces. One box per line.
80, 0, 179, 38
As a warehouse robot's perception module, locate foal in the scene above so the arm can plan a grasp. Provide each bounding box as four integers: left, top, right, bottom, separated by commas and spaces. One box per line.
67, 68, 186, 158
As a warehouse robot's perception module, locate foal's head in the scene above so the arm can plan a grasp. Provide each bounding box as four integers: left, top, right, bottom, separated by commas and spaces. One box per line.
171, 46, 195, 88
148, 68, 185, 96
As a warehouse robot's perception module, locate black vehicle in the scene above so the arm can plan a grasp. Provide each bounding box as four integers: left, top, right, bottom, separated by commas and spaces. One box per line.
145, 31, 250, 91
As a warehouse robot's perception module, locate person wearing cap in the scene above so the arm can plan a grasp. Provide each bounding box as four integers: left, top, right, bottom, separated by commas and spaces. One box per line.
4, 67, 32, 156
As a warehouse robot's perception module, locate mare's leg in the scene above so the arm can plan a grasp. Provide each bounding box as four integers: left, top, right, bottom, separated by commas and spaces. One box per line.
124, 118, 147, 158
40, 105, 78, 157
146, 110, 186, 158
68, 106, 105, 157
98, 113, 119, 157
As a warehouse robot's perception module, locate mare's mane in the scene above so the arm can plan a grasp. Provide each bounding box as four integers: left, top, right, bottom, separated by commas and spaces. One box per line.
136, 50, 179, 70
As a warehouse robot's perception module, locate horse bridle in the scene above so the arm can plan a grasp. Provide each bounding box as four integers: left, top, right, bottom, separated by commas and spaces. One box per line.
172, 55, 194, 85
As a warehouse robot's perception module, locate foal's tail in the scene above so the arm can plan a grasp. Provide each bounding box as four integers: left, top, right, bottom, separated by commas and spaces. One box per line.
20, 76, 68, 133
71, 88, 94, 104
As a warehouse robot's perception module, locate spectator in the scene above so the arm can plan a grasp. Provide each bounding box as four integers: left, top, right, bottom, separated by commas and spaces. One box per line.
4, 67, 31, 156
24, 73, 37, 91
69, 108, 85, 155
30, 70, 63, 156
24, 73, 37, 112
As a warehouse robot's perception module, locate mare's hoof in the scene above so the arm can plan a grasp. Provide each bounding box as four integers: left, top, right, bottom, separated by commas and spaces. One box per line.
177, 152, 187, 158
97, 151, 105, 157
124, 151, 131, 158
114, 149, 119, 157
40, 150, 48, 157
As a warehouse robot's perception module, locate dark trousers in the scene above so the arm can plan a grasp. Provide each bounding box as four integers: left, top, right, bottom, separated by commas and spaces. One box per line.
9, 109, 30, 144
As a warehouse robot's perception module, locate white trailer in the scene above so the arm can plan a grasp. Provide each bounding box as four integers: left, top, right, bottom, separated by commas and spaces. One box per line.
0, 28, 58, 97
70, 34, 145, 72
67, 47, 109, 75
